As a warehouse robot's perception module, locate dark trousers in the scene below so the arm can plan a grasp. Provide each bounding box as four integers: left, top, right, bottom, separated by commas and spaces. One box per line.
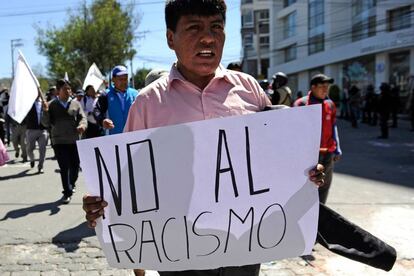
318, 153, 334, 204
84, 122, 102, 139
53, 144, 80, 197
159, 264, 260, 276
379, 112, 389, 138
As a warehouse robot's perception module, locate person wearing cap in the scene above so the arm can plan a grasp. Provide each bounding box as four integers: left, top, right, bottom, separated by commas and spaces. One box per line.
83, 1, 325, 275
74, 89, 85, 102
294, 74, 342, 204
42, 79, 87, 204
144, 69, 169, 86
271, 72, 293, 106
93, 65, 139, 135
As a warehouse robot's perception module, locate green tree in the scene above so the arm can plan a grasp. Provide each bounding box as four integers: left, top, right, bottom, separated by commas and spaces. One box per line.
133, 68, 151, 89
36, 0, 139, 87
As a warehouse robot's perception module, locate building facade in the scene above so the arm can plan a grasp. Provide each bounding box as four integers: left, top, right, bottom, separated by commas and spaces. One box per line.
241, 0, 414, 99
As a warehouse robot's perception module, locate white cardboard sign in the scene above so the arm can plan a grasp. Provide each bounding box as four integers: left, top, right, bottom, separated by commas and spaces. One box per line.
77, 105, 321, 271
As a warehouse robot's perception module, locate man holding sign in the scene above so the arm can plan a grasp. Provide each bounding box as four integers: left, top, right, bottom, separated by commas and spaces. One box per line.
83, 1, 324, 275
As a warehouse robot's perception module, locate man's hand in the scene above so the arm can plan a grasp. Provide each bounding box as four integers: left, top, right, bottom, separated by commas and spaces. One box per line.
102, 119, 114, 129
309, 164, 325, 187
77, 126, 85, 134
82, 195, 108, 228
333, 154, 341, 162
42, 101, 49, 112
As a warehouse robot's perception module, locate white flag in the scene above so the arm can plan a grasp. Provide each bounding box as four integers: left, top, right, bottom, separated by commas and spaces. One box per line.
64, 72, 69, 82
83, 63, 105, 92
7, 51, 39, 124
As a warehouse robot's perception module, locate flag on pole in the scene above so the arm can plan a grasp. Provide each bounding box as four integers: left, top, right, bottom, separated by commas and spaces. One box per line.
64, 72, 69, 82
7, 51, 40, 124
83, 63, 105, 92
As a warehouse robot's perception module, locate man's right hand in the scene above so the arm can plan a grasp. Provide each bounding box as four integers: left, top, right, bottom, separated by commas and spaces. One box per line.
102, 119, 114, 129
82, 195, 108, 228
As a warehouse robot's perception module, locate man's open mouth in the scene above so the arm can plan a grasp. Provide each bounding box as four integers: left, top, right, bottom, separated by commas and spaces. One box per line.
197, 50, 215, 57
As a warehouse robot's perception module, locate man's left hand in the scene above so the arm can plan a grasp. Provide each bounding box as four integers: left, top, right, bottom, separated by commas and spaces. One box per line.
77, 126, 85, 134
309, 164, 325, 187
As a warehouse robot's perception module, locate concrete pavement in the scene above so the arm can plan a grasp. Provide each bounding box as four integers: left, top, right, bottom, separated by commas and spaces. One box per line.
0, 118, 413, 275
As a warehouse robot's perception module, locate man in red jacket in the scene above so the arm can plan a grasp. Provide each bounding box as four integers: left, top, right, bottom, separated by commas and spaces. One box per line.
294, 74, 342, 204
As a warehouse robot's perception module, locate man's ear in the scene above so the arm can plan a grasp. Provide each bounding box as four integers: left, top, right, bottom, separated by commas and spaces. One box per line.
166, 29, 174, 50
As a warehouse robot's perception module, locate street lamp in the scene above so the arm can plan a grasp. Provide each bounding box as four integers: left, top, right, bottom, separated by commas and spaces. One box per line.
10, 38, 24, 80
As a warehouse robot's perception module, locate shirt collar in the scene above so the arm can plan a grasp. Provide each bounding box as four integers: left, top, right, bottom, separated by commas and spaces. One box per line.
167, 63, 236, 91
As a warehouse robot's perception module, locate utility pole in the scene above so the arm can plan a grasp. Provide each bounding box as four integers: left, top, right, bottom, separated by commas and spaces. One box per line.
10, 39, 23, 80
255, 12, 262, 78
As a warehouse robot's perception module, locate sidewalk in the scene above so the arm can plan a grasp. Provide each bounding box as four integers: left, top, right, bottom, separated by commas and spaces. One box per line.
1, 118, 413, 275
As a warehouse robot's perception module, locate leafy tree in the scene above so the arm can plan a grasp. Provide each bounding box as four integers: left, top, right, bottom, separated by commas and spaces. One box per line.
133, 68, 151, 89
36, 0, 139, 87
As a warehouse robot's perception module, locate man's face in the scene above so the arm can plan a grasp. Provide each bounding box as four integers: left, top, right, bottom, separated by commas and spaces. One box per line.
167, 14, 225, 84
311, 83, 330, 99
58, 83, 71, 100
113, 75, 128, 92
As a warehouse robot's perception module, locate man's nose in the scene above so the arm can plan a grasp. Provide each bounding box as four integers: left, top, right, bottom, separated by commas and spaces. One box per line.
200, 28, 215, 45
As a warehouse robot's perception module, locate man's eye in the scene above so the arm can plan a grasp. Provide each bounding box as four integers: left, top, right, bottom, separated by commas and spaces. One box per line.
212, 24, 224, 30
187, 25, 199, 30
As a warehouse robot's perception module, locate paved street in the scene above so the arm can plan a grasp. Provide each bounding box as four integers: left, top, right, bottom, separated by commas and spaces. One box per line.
0, 118, 413, 276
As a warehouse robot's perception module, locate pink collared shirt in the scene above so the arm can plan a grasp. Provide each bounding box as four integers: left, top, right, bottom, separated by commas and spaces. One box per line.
124, 64, 271, 132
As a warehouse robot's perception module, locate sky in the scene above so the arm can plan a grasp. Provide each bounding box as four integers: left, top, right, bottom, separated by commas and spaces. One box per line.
0, 0, 242, 79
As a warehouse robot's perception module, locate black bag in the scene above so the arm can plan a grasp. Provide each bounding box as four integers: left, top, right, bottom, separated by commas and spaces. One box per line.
261, 105, 397, 271
317, 203, 396, 271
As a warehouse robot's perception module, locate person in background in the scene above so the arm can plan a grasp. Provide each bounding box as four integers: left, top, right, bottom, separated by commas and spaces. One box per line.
390, 85, 400, 128
42, 79, 87, 204
294, 74, 341, 204
144, 69, 169, 86
25, 96, 48, 173
10, 118, 27, 163
83, 1, 325, 275
46, 86, 58, 102
93, 65, 139, 135
74, 89, 85, 102
226, 61, 242, 72
81, 85, 102, 139
271, 72, 292, 106
377, 83, 392, 139
348, 85, 361, 128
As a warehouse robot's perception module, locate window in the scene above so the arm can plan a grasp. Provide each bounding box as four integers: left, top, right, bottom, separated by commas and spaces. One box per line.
283, 11, 297, 39
308, 34, 324, 55
388, 6, 412, 32
308, 0, 324, 31
352, 0, 376, 17
259, 36, 270, 48
257, 9, 269, 21
284, 44, 297, 62
284, 0, 297, 8
243, 33, 253, 48
241, 0, 253, 4
352, 16, 376, 41
242, 10, 253, 27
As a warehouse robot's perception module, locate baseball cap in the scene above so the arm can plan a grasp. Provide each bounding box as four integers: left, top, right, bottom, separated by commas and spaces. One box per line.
145, 69, 169, 86
310, 74, 334, 86
75, 89, 85, 96
112, 65, 128, 77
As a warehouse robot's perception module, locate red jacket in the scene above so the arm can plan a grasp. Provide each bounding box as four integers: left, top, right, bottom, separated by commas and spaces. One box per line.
294, 91, 341, 155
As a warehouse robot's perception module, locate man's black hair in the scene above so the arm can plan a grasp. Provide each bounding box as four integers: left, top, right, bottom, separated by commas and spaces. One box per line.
56, 79, 70, 90
165, 0, 227, 32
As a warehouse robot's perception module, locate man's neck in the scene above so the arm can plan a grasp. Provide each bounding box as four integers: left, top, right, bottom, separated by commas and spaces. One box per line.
58, 96, 69, 102
114, 86, 126, 93
176, 63, 215, 90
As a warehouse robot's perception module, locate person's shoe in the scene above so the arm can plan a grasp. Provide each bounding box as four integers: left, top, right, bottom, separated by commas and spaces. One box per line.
38, 167, 44, 174
60, 195, 71, 204
22, 157, 28, 163
377, 136, 388, 139
15, 149, 19, 158
30, 161, 35, 168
